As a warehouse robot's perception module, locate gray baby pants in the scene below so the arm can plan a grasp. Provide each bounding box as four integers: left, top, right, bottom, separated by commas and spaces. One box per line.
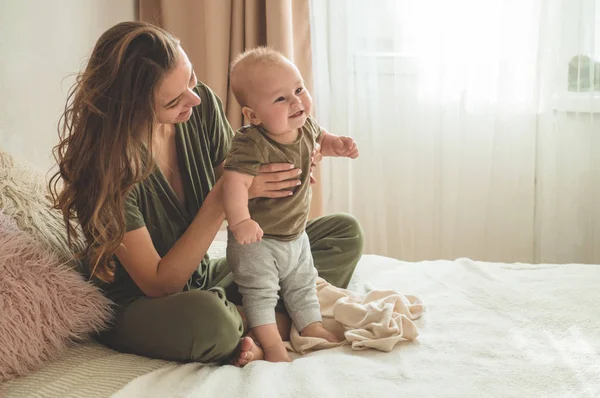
226, 231, 322, 331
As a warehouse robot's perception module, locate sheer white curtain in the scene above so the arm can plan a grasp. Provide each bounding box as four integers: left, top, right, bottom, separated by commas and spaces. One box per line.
536, 1, 600, 263
310, 0, 600, 263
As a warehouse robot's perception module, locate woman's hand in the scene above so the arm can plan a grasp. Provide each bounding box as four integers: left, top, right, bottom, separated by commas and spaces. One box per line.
248, 163, 303, 199
310, 142, 323, 184
247, 143, 323, 197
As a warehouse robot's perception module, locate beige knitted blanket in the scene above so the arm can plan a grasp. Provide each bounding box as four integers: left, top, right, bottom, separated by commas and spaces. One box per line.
286, 277, 424, 353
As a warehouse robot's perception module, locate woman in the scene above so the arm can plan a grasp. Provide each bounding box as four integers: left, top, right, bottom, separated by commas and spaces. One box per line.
50, 21, 363, 367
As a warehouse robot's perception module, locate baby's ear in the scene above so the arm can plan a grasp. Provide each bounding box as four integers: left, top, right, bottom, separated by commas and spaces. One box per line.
242, 106, 261, 125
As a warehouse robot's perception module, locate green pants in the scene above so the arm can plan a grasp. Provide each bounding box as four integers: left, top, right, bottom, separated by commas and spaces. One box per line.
97, 213, 364, 364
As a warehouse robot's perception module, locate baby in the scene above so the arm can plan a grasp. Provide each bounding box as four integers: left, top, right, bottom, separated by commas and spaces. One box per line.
223, 47, 359, 362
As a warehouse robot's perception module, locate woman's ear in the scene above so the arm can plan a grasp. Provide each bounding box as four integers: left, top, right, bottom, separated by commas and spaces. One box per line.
242, 106, 261, 125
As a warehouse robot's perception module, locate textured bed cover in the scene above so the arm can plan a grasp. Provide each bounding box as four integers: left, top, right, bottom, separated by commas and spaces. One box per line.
3, 254, 599, 398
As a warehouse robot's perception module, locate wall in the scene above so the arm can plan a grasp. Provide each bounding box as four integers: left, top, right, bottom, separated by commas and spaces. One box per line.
0, 0, 136, 173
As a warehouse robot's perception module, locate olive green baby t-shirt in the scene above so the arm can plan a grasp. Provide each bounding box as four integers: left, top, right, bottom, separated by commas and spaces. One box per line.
223, 116, 322, 240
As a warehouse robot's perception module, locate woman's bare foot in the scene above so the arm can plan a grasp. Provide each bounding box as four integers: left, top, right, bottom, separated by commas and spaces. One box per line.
230, 336, 264, 367
263, 342, 291, 362
300, 322, 340, 343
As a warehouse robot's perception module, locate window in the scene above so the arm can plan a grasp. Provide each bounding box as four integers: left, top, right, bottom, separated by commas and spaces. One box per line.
567, 0, 600, 92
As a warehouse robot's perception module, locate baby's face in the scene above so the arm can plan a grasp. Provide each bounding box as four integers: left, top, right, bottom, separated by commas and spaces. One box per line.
246, 60, 312, 135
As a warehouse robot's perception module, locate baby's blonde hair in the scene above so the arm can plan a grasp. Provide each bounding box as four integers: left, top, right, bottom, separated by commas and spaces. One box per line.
230, 46, 289, 107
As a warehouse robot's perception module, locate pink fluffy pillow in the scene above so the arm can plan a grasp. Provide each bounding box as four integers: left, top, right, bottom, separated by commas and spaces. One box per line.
0, 210, 112, 381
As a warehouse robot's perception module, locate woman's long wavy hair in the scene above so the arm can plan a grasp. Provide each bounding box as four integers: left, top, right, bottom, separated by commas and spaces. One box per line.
49, 22, 180, 283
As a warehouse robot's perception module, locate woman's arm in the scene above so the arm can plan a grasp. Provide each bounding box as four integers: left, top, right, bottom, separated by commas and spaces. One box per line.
115, 179, 226, 297
115, 163, 305, 297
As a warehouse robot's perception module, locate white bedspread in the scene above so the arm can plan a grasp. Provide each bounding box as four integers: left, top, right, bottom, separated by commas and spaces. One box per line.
111, 255, 600, 398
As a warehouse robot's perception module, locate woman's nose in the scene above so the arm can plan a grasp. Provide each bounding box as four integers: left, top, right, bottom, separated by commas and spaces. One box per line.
189, 90, 201, 106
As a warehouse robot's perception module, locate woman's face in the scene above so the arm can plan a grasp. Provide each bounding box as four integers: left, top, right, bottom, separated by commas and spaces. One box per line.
154, 46, 201, 124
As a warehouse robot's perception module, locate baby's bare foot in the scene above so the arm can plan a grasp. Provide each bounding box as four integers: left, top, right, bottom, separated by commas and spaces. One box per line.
230, 336, 264, 367
301, 322, 340, 343
263, 343, 291, 362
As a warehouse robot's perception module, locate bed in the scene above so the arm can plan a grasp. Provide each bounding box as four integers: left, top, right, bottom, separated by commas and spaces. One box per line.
2, 241, 599, 398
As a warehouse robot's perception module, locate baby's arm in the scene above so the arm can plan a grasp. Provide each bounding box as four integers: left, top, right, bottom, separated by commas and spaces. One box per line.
318, 127, 359, 159
222, 170, 264, 244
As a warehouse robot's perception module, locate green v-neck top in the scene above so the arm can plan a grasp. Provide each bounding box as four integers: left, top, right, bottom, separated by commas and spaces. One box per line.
96, 82, 234, 306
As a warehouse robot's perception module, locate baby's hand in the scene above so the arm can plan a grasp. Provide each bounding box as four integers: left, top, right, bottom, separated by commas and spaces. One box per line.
332, 136, 359, 159
230, 219, 264, 245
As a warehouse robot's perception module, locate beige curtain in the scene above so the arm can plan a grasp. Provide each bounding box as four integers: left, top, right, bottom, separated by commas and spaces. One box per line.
139, 0, 322, 218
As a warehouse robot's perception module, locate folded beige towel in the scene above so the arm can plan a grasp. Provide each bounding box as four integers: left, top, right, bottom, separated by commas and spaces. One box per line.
286, 277, 424, 354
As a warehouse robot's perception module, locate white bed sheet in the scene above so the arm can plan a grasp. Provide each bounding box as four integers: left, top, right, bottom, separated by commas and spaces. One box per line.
111, 254, 600, 398
3, 250, 599, 398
